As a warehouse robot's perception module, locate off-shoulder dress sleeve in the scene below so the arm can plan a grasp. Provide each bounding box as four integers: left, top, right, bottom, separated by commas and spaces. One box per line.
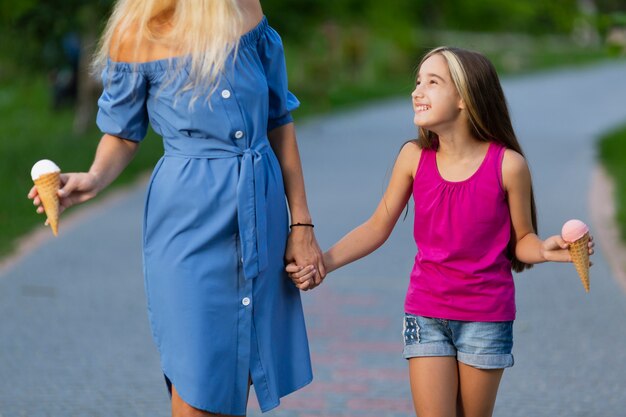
96, 63, 149, 142
258, 27, 300, 132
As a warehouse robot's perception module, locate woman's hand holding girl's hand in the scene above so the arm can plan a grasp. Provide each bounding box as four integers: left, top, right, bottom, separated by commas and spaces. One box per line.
541, 234, 595, 265
28, 172, 101, 219
286, 262, 318, 290
284, 226, 326, 291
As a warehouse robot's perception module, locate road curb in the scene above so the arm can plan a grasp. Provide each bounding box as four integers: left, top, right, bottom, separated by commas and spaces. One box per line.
590, 164, 626, 293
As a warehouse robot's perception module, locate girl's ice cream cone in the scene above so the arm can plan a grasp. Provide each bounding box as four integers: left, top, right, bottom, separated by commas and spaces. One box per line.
561, 219, 590, 292
31, 160, 61, 236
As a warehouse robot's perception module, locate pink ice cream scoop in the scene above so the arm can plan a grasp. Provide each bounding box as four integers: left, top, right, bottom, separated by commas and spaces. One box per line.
561, 219, 589, 242
561, 219, 591, 292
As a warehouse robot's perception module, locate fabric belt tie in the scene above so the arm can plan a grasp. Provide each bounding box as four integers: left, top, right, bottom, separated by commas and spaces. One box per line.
164, 139, 270, 280
238, 147, 268, 280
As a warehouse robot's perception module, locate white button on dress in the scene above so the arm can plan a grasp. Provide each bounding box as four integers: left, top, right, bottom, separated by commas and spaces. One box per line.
221, 89, 231, 99
235, 130, 244, 139
242, 297, 251, 306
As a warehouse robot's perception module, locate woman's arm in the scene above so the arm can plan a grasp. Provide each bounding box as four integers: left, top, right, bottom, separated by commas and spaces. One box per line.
503, 149, 591, 264
29, 134, 139, 214
268, 122, 326, 286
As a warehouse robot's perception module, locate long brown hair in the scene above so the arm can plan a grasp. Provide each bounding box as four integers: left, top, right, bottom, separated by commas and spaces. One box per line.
416, 46, 537, 273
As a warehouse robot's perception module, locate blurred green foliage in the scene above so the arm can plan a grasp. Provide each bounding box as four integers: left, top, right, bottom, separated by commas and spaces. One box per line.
599, 124, 626, 241
0, 0, 112, 72
596, 0, 626, 12
264, 0, 581, 36
4, 0, 625, 75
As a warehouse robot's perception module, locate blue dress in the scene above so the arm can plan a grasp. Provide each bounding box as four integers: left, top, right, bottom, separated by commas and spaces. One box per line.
96, 17, 312, 415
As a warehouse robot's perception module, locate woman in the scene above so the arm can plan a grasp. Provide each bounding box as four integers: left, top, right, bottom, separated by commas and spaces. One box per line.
29, 0, 324, 415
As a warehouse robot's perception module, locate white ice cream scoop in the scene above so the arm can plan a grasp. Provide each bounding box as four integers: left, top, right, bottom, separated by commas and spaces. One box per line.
31, 159, 61, 180
30, 159, 62, 236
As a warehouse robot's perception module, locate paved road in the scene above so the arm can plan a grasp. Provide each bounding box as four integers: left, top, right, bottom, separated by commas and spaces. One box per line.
1, 61, 626, 417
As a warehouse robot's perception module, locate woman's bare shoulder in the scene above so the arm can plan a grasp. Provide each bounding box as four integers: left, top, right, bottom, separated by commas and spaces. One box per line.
109, 21, 176, 63
241, 0, 264, 34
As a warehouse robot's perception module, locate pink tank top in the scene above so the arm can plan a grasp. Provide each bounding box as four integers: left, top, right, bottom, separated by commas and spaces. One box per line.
405, 142, 515, 321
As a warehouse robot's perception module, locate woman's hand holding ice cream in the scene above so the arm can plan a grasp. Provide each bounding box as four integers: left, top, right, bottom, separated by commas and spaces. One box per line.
28, 134, 141, 233
30, 173, 101, 209
28, 160, 101, 235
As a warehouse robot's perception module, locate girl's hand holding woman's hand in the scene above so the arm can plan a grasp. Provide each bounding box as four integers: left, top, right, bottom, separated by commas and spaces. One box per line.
541, 234, 595, 265
285, 262, 318, 290
284, 226, 326, 291
28, 172, 101, 219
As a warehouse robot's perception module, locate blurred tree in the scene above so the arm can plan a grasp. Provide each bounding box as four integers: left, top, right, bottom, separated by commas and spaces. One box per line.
0, 0, 113, 133
262, 0, 614, 33
593, 0, 626, 50
261, 0, 334, 41
431, 0, 580, 34
595, 0, 626, 12
0, 0, 591, 131
263, 0, 421, 41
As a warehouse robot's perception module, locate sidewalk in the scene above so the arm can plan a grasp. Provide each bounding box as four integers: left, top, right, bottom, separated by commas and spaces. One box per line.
2, 61, 626, 417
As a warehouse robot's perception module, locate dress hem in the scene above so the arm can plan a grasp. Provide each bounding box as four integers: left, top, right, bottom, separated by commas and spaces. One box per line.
259, 375, 314, 413
164, 371, 314, 415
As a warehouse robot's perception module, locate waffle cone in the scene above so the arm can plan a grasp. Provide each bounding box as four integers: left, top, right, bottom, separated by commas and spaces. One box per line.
34, 172, 60, 236
568, 232, 590, 292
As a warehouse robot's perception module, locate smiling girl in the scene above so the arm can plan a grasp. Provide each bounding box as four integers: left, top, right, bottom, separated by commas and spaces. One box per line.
287, 46, 594, 417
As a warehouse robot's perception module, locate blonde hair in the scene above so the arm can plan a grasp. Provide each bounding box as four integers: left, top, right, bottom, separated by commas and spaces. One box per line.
415, 46, 537, 273
93, 0, 243, 103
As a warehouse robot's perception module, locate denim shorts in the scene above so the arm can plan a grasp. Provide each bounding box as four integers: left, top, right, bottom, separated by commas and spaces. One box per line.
402, 314, 514, 369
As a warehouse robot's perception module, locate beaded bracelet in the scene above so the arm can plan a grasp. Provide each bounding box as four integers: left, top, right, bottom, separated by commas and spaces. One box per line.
289, 223, 314, 229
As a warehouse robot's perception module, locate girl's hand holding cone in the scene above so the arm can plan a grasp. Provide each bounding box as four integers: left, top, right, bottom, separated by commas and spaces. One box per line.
540, 234, 594, 264
561, 219, 595, 292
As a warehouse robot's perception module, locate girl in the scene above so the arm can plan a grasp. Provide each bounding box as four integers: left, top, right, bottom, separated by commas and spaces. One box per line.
288, 46, 594, 417
29, 1, 324, 416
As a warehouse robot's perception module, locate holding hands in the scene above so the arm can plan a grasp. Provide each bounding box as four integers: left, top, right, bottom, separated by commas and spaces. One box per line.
285, 218, 597, 293
286, 261, 321, 291
285, 225, 326, 291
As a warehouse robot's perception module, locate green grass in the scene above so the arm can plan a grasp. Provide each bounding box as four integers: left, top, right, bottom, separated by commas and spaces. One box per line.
0, 30, 623, 260
598, 124, 626, 241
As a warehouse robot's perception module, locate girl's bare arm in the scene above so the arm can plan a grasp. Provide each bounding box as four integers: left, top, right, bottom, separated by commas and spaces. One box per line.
322, 143, 418, 273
